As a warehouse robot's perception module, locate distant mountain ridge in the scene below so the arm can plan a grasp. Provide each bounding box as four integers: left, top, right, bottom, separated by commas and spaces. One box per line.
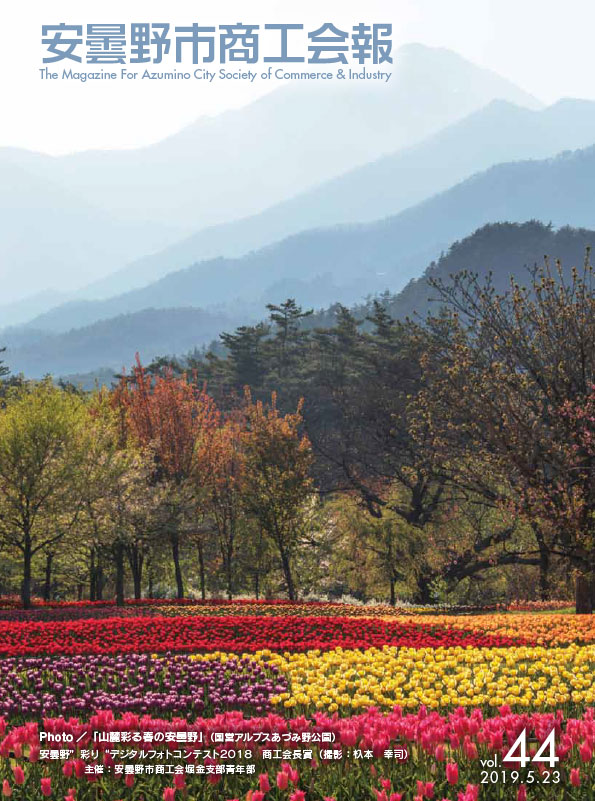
0, 161, 181, 305
86, 97, 595, 299
384, 221, 595, 321
16, 141, 595, 342
3, 307, 238, 378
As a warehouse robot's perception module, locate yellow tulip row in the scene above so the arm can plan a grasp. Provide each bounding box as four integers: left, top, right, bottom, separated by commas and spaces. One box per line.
249, 644, 595, 712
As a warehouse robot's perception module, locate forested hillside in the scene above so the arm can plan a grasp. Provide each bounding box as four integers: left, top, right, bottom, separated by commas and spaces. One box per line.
45, 221, 595, 386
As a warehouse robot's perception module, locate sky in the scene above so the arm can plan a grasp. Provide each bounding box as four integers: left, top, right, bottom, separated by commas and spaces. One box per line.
2, 0, 595, 154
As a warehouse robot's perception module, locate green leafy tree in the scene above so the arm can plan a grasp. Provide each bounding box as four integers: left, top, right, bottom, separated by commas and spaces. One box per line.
0, 382, 90, 608
241, 392, 315, 600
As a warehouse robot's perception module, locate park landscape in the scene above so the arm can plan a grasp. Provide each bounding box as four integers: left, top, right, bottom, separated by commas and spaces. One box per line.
3, 31, 595, 801
1, 599, 595, 800
0, 249, 594, 800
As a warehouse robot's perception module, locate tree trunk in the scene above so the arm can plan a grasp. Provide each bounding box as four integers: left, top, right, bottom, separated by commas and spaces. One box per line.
77, 583, 83, 601
132, 565, 142, 600
171, 532, 184, 599
415, 573, 433, 605
533, 524, 551, 601
114, 540, 125, 607
22, 534, 32, 610
225, 551, 233, 601
89, 548, 96, 602
96, 559, 104, 601
197, 542, 206, 600
575, 571, 592, 614
253, 529, 266, 600
43, 552, 53, 602
147, 555, 154, 599
589, 572, 595, 613
279, 549, 296, 601
389, 576, 396, 607
127, 544, 144, 600
538, 548, 550, 601
218, 520, 234, 601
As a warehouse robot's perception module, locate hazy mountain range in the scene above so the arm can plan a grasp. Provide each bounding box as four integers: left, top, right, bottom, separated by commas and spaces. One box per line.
11, 141, 595, 349
0, 161, 182, 307
4, 307, 237, 379
0, 44, 541, 307
4, 44, 540, 229
88, 97, 595, 299
28, 221, 595, 388
2, 44, 595, 380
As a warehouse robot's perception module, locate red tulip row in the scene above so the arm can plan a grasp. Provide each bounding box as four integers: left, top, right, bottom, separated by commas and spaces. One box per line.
0, 615, 531, 657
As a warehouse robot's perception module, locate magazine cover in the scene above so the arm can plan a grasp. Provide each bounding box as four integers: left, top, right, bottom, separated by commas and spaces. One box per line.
1, 0, 595, 799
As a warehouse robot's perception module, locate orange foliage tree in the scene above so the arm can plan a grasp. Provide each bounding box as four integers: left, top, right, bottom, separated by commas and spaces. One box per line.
115, 356, 219, 598
196, 412, 246, 599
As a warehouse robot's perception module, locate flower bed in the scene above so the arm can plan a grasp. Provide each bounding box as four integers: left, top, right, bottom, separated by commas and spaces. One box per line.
430, 614, 595, 647
0, 616, 530, 658
0, 604, 588, 800
0, 597, 572, 618
0, 654, 287, 723
0, 707, 593, 800
253, 644, 595, 712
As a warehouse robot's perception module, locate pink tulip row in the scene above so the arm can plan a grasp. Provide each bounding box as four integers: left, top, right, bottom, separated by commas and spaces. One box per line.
1, 706, 594, 800
5, 704, 591, 756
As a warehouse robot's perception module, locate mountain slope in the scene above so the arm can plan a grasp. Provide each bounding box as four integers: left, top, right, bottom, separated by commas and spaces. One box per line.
4, 307, 238, 378
21, 143, 595, 336
0, 290, 70, 328
88, 97, 595, 298
386, 220, 595, 321
0, 162, 182, 305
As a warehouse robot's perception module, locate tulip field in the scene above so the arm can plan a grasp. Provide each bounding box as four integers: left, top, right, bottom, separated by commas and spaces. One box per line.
1, 600, 594, 800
